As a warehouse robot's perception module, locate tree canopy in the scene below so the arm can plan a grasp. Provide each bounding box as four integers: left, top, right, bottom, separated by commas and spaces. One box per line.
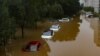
0, 0, 81, 46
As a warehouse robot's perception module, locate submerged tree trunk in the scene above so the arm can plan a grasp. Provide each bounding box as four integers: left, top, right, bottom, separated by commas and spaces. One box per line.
4, 46, 12, 56
21, 25, 24, 38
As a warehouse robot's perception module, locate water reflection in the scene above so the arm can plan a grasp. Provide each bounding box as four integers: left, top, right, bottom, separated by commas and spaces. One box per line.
52, 17, 80, 41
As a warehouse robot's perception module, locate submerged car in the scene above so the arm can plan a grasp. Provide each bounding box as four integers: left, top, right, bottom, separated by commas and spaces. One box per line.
41, 30, 54, 39
50, 24, 60, 32
59, 18, 70, 22
86, 14, 93, 18
86, 12, 93, 18
22, 41, 41, 52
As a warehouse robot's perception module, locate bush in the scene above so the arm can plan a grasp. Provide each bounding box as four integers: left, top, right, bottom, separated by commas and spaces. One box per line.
83, 7, 94, 12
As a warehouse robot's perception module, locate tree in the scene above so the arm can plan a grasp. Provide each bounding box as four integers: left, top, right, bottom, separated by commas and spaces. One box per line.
0, 0, 16, 56
0, 0, 16, 46
7, 0, 81, 38
58, 0, 81, 17
83, 7, 94, 12
8, 0, 27, 38
47, 2, 64, 19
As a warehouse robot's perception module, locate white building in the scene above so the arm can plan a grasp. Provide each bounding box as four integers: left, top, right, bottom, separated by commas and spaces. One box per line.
82, 0, 100, 13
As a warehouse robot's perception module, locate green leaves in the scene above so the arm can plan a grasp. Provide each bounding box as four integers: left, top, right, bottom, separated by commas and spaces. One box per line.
47, 3, 64, 19
0, 0, 81, 46
83, 7, 94, 12
59, 0, 81, 17
0, 0, 16, 46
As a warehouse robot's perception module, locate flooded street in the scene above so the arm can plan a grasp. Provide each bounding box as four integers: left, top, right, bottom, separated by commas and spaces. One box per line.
46, 15, 100, 56
1, 15, 100, 56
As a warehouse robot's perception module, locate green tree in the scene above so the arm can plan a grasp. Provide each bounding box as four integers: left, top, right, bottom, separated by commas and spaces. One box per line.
0, 0, 16, 46
0, 0, 16, 56
47, 2, 64, 19
9, 0, 27, 38
58, 0, 81, 17
83, 7, 94, 12
8, 0, 81, 38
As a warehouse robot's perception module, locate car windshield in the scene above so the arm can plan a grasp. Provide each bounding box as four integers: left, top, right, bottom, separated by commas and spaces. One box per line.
43, 30, 52, 36
52, 26, 58, 29
52, 25, 59, 29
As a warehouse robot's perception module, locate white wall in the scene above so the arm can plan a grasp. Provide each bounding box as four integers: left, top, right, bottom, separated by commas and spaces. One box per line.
83, 0, 99, 13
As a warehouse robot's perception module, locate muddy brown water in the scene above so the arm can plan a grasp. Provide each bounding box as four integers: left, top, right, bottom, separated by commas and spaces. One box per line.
1, 15, 100, 56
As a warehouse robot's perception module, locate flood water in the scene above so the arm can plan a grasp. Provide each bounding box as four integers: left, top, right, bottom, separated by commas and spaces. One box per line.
1, 15, 100, 56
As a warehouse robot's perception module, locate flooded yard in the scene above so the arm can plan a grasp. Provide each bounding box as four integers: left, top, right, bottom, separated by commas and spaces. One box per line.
1, 15, 100, 56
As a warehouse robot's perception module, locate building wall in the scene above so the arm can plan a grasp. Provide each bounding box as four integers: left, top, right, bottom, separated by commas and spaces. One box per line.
84, 0, 93, 7
83, 0, 100, 13
93, 0, 99, 13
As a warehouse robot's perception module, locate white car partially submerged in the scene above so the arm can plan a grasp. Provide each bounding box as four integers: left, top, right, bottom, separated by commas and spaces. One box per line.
50, 24, 60, 32
59, 18, 70, 22
41, 30, 54, 39
86, 12, 93, 18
